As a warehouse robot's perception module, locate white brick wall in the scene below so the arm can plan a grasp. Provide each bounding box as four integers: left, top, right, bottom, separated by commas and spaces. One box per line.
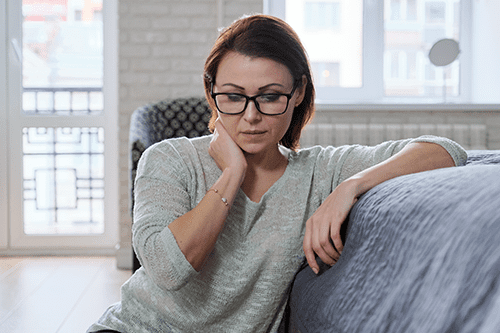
117, 0, 263, 268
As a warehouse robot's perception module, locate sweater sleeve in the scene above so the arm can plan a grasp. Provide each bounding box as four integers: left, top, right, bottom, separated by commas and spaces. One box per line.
132, 141, 199, 291
334, 135, 467, 187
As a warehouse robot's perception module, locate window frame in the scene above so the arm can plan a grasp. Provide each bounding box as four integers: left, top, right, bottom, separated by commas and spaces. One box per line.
0, 0, 8, 250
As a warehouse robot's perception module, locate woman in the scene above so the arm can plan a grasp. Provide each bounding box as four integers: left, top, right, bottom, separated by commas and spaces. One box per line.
88, 14, 467, 333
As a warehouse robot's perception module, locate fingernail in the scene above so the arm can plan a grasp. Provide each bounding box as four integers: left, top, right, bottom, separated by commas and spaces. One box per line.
312, 267, 319, 275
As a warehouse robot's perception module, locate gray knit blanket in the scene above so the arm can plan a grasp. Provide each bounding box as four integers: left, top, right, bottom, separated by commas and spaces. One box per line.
288, 150, 500, 333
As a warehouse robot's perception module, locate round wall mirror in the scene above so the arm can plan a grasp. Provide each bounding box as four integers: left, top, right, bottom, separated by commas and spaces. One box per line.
428, 39, 460, 66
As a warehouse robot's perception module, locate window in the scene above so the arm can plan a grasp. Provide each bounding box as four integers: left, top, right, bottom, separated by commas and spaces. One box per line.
265, 0, 500, 104
305, 2, 340, 30
311, 62, 340, 86
389, 0, 418, 21
20, 0, 105, 235
22, 127, 105, 235
426, 1, 446, 23
407, 0, 417, 20
390, 0, 401, 20
276, 0, 364, 102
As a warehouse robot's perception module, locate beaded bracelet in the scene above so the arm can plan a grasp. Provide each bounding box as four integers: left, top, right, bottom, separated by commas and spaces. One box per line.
207, 188, 229, 207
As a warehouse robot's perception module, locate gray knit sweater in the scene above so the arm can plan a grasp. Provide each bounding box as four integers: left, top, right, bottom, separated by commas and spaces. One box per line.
88, 135, 467, 333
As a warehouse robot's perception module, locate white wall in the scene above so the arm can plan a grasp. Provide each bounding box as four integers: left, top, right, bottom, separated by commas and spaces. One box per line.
117, 0, 263, 268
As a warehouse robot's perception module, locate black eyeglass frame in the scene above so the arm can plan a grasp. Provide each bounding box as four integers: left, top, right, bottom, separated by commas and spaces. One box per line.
210, 81, 300, 116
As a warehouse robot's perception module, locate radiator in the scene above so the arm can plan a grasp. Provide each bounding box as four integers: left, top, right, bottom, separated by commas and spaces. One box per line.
300, 123, 487, 150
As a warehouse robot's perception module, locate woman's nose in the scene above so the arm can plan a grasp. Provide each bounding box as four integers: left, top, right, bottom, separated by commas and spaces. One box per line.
243, 99, 262, 122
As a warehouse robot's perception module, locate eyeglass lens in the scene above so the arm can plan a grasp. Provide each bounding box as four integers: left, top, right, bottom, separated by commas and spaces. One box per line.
215, 94, 289, 115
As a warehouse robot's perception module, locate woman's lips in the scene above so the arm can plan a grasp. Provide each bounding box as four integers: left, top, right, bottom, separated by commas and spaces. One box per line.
241, 130, 266, 135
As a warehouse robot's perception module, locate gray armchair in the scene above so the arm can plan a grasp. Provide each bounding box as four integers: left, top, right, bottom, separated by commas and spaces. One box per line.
129, 97, 212, 272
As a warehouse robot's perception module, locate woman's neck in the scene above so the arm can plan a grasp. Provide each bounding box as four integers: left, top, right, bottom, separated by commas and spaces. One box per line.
239, 145, 290, 202
243, 145, 288, 173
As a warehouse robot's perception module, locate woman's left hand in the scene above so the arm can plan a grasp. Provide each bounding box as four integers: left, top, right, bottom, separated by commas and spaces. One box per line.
303, 180, 359, 274
303, 142, 457, 275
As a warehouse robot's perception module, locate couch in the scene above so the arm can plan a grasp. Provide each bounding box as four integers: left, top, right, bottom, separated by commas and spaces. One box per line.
129, 98, 500, 332
286, 150, 500, 332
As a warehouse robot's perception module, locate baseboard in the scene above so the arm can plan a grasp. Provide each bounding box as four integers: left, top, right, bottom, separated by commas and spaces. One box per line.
0, 246, 134, 270
115, 244, 133, 270
0, 247, 117, 257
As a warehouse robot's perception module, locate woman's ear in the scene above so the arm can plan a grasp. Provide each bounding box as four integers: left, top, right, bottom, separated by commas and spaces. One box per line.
294, 75, 307, 107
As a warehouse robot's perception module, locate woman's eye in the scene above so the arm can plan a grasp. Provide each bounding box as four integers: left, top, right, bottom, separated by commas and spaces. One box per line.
227, 94, 245, 102
259, 94, 281, 103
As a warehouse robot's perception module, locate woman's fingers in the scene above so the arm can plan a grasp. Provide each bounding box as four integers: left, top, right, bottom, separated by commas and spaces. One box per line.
209, 119, 246, 172
303, 183, 360, 274
313, 217, 338, 264
304, 215, 342, 275
303, 221, 319, 274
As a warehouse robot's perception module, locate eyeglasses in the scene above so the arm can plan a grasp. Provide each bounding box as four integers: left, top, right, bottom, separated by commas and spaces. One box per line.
210, 82, 298, 116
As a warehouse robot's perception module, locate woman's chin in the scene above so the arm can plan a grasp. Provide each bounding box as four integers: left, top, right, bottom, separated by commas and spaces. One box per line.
239, 142, 277, 157
240, 145, 263, 156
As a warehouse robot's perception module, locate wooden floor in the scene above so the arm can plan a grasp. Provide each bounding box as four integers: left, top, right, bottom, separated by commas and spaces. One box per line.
0, 256, 132, 333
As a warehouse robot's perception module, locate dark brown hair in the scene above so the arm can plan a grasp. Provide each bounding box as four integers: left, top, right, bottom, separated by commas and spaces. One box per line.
203, 14, 315, 151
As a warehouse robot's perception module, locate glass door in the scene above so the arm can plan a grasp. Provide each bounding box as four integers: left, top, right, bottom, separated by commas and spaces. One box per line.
6, 0, 118, 251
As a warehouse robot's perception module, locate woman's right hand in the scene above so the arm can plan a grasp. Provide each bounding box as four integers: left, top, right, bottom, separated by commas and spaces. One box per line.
167, 118, 247, 272
209, 118, 247, 177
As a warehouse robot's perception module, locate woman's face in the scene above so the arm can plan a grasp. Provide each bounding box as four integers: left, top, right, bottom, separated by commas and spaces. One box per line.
213, 51, 305, 156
